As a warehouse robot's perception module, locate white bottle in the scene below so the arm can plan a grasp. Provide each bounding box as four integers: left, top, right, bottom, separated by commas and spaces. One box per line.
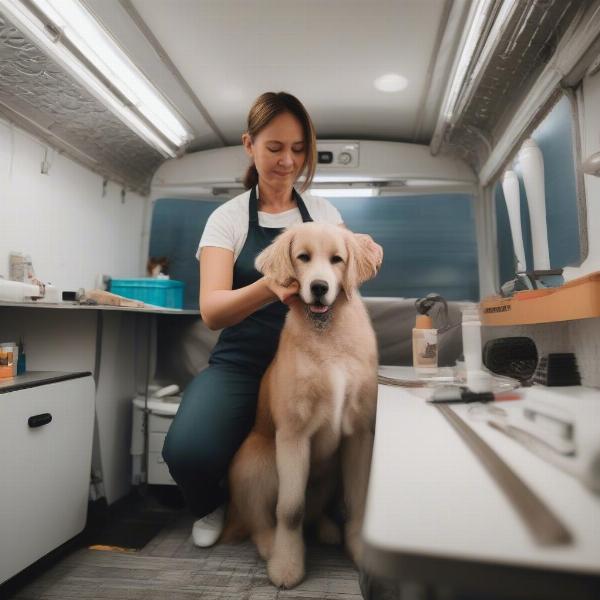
462, 306, 482, 372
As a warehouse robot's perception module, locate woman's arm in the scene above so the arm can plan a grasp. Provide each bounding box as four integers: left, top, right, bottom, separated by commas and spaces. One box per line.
199, 247, 299, 330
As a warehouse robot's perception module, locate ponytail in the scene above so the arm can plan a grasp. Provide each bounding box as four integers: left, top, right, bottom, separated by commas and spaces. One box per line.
243, 162, 259, 190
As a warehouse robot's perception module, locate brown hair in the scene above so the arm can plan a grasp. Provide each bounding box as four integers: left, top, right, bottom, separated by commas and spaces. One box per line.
243, 92, 317, 192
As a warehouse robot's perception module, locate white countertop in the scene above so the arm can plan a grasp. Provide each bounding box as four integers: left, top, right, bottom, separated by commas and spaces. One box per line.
362, 368, 600, 582
0, 371, 92, 393
0, 300, 198, 315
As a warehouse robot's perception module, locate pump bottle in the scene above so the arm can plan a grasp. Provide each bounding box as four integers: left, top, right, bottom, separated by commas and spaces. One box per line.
412, 313, 438, 373
412, 294, 448, 374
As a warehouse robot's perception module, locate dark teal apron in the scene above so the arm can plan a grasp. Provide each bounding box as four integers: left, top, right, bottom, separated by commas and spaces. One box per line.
209, 185, 313, 374
163, 186, 314, 516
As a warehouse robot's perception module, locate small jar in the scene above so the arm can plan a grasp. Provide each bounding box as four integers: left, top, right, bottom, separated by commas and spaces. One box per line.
0, 342, 16, 379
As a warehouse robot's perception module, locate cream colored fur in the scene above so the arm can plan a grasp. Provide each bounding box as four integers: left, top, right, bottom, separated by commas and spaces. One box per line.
225, 222, 379, 589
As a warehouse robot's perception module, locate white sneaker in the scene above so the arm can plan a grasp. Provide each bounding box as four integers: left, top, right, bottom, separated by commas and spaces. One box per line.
192, 505, 225, 548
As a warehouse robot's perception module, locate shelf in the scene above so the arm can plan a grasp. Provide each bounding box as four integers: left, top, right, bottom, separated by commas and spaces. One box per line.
481, 271, 600, 326
0, 300, 198, 315
0, 371, 92, 394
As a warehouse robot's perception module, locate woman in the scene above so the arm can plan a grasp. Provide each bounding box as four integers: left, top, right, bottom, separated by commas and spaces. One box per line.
162, 91, 382, 547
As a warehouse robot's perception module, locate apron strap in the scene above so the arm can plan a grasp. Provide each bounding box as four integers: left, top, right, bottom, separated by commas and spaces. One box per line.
248, 185, 259, 224
294, 188, 313, 223
249, 185, 314, 224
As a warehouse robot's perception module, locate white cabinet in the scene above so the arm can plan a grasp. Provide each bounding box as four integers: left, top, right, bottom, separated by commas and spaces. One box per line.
0, 373, 95, 584
147, 413, 177, 486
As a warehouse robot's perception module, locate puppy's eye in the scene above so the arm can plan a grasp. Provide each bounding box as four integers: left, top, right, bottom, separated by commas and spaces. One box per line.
331, 255, 343, 264
297, 253, 310, 263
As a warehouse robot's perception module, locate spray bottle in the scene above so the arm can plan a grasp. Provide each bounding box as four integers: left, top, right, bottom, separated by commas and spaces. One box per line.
413, 294, 448, 373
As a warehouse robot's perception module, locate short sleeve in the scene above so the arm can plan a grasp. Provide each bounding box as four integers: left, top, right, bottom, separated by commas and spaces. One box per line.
311, 195, 344, 225
196, 205, 236, 259
323, 198, 344, 225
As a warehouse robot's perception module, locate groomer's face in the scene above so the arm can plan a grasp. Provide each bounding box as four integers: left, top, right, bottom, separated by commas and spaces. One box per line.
243, 112, 306, 191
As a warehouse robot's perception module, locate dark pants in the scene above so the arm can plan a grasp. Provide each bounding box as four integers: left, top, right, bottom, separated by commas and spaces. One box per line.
162, 365, 261, 518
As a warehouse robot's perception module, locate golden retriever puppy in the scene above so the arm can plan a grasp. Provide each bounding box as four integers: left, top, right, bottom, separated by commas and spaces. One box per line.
225, 222, 379, 589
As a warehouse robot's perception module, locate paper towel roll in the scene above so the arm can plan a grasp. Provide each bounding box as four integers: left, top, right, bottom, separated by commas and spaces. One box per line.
0, 279, 41, 302
518, 138, 550, 270
501, 170, 527, 272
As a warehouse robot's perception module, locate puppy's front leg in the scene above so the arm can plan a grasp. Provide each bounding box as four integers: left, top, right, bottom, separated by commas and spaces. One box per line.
341, 429, 374, 566
268, 431, 310, 589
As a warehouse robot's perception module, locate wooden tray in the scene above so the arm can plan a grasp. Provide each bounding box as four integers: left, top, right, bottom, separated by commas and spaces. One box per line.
481, 272, 600, 325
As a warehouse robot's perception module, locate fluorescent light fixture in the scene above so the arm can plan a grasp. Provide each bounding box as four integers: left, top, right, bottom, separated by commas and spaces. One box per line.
374, 73, 408, 92
311, 174, 375, 183
441, 1, 490, 122
404, 179, 457, 187
310, 187, 379, 198
0, 0, 193, 157
464, 0, 518, 97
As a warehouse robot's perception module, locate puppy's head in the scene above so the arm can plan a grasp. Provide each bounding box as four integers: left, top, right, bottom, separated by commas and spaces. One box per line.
255, 223, 379, 322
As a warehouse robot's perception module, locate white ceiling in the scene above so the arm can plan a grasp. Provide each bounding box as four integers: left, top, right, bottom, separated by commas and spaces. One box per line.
3, 0, 588, 192
91, 0, 464, 150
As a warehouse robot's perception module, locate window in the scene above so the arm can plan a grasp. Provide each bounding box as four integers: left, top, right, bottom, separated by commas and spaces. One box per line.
149, 192, 480, 309
495, 94, 583, 286
329, 193, 479, 300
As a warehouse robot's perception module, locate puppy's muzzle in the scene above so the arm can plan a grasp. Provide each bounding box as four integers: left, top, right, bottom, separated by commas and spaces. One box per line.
309, 279, 330, 314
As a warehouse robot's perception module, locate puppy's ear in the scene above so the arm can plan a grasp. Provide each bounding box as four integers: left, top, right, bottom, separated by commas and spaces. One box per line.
342, 232, 379, 299
255, 228, 296, 285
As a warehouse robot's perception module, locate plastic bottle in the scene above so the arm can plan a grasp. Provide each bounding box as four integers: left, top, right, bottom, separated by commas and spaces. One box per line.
413, 313, 438, 373
0, 342, 16, 379
462, 305, 482, 372
413, 294, 448, 374
17, 338, 26, 375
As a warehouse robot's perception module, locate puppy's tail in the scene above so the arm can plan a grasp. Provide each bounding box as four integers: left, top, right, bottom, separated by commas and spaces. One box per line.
219, 502, 249, 543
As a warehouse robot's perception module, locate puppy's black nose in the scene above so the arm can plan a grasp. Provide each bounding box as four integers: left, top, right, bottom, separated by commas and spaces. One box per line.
310, 280, 329, 299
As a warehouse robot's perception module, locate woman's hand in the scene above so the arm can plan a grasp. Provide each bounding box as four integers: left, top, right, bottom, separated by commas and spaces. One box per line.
355, 234, 384, 272
264, 278, 301, 307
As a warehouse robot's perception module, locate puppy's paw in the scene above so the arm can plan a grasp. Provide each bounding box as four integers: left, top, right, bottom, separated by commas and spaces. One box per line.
267, 551, 305, 589
253, 529, 274, 561
345, 530, 364, 566
317, 516, 342, 545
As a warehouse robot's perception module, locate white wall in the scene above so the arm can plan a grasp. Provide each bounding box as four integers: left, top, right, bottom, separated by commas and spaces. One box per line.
0, 119, 148, 290
0, 120, 152, 505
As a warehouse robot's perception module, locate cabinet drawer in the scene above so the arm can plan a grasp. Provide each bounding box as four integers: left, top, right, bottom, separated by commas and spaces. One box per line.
0, 376, 95, 583
148, 451, 175, 485
149, 413, 173, 434
149, 431, 167, 453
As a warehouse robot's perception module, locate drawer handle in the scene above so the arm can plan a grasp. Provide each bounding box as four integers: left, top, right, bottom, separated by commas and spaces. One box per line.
28, 413, 52, 428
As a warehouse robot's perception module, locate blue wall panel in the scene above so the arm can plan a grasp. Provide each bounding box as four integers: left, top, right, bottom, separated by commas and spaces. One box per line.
329, 194, 479, 300
149, 193, 480, 309
149, 198, 221, 310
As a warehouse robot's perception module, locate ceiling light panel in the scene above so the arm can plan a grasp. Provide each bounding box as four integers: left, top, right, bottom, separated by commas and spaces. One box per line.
373, 73, 409, 92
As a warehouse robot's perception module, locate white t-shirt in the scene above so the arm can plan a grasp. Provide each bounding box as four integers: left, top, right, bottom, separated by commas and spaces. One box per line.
197, 188, 344, 260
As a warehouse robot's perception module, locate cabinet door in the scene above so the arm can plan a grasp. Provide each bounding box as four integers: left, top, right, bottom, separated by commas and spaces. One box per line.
0, 376, 95, 583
